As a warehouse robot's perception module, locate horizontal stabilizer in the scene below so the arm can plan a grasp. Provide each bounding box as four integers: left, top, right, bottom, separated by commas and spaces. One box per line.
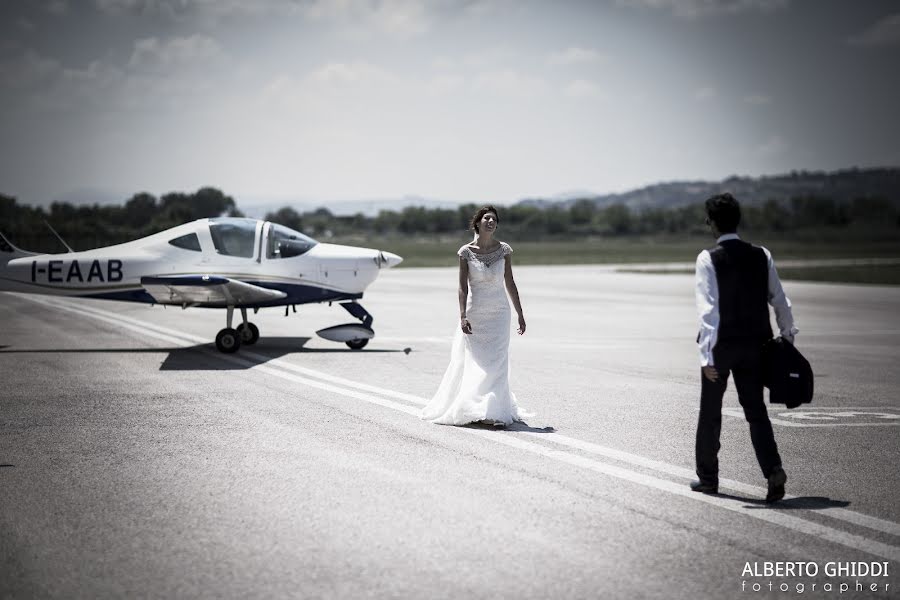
0, 232, 38, 260
140, 274, 287, 307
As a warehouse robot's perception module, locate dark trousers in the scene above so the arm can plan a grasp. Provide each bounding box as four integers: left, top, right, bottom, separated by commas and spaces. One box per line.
695, 340, 782, 484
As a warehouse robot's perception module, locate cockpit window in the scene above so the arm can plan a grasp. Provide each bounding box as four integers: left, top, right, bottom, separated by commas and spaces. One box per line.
209, 219, 257, 258
168, 233, 202, 252
267, 223, 317, 259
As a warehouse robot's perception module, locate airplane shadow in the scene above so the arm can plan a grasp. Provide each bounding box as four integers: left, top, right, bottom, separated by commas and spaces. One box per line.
0, 338, 408, 372
715, 492, 851, 510
164, 337, 406, 370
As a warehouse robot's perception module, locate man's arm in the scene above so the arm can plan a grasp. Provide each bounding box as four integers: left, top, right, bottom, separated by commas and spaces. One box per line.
695, 250, 719, 367
762, 247, 799, 342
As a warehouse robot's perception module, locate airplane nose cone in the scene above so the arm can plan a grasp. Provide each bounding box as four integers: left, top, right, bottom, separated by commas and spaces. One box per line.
379, 251, 403, 268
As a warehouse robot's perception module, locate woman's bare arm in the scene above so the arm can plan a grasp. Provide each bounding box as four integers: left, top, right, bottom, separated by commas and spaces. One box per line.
459, 256, 472, 334
503, 255, 526, 335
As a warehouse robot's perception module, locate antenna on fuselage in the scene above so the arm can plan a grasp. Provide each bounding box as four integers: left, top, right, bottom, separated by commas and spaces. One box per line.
43, 220, 75, 253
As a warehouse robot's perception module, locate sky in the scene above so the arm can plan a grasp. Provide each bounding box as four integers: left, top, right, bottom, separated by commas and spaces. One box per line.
1, 0, 899, 210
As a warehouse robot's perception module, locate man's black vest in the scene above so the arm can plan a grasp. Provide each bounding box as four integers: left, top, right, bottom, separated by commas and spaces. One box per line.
709, 239, 773, 344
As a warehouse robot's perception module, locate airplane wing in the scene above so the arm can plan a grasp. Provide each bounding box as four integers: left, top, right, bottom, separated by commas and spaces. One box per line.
140, 275, 287, 307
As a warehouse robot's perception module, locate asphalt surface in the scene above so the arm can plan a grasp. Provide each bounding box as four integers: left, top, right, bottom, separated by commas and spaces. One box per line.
1, 265, 899, 599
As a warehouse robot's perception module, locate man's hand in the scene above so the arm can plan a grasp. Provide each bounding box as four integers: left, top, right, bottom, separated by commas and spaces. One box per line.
702, 366, 719, 382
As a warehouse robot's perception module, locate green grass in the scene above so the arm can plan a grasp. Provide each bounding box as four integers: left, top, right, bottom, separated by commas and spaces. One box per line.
331, 233, 900, 269
619, 264, 900, 286
774, 265, 900, 285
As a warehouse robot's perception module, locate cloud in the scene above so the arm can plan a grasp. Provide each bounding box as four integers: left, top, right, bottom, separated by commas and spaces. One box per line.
472, 69, 547, 96
755, 134, 787, 156
16, 18, 37, 32
0, 50, 61, 90
92, 0, 437, 37
426, 73, 465, 95
615, 0, 789, 19
93, 0, 307, 22
303, 0, 433, 38
45, 0, 69, 15
743, 93, 771, 105
694, 85, 717, 101
432, 47, 516, 72
307, 60, 397, 87
1, 34, 229, 114
128, 35, 223, 70
848, 13, 900, 47
259, 60, 402, 112
563, 79, 606, 100
461, 0, 517, 18
548, 47, 607, 66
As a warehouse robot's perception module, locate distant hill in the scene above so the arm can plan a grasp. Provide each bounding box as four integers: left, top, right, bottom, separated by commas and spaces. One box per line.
518, 167, 900, 211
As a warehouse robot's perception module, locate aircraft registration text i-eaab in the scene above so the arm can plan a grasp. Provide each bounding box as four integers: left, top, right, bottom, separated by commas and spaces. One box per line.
0, 218, 402, 352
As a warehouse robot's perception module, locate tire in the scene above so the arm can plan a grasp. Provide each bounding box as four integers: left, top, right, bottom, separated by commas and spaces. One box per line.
237, 322, 260, 345
345, 338, 369, 350
216, 328, 242, 353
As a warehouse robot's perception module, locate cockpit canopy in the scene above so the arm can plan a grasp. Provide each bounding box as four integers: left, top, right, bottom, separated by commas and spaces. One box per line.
169, 218, 318, 259
266, 223, 317, 259
209, 218, 258, 258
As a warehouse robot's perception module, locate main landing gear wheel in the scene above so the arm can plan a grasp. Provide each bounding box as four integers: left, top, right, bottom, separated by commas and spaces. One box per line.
237, 322, 260, 345
216, 328, 241, 353
345, 338, 369, 350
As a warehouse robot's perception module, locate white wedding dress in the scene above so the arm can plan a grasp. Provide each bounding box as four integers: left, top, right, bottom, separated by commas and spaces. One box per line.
420, 242, 532, 426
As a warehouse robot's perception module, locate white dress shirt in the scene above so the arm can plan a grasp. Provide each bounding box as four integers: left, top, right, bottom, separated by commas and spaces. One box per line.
695, 233, 798, 367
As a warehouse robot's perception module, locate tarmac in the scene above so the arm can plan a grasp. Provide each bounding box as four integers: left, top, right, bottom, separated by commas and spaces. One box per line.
1, 265, 898, 599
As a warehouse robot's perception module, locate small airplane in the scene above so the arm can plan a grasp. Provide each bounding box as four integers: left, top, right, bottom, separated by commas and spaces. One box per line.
0, 217, 402, 352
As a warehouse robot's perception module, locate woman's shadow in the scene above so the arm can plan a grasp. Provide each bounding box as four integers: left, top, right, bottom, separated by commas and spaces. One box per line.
465, 421, 555, 433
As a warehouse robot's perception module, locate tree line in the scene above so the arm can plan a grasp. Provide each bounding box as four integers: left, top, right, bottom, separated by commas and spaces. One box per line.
1, 188, 897, 253
265, 195, 898, 239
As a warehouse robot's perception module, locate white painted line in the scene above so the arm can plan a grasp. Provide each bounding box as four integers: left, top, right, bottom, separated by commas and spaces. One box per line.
768, 406, 900, 411
15, 294, 900, 554
27, 296, 431, 407
723, 408, 900, 428
457, 427, 900, 563
24, 295, 900, 538
516, 430, 900, 538
376, 336, 450, 344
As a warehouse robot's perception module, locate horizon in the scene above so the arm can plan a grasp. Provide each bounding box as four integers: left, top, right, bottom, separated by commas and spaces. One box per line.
13, 164, 897, 219
1, 1, 899, 208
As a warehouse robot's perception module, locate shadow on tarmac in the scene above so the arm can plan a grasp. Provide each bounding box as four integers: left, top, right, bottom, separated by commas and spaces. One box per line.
0, 338, 408, 372
716, 492, 851, 510
162, 337, 406, 370
464, 421, 556, 433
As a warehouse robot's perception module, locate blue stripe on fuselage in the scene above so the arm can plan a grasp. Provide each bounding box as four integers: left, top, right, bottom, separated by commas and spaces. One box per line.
78, 281, 361, 307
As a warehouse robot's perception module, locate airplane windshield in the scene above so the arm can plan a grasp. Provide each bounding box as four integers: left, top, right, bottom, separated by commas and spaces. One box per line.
267, 223, 317, 259
209, 218, 257, 258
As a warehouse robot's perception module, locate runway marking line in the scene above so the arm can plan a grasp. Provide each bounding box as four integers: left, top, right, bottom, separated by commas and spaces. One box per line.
13, 294, 900, 561
722, 407, 900, 428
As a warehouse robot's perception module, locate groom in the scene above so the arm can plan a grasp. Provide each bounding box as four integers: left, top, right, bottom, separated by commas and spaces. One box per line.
691, 193, 798, 503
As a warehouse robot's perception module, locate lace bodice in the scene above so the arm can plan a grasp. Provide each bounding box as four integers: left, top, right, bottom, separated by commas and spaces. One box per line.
457, 242, 512, 270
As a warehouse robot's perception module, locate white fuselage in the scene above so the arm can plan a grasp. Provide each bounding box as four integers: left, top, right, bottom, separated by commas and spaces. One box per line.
0, 219, 401, 305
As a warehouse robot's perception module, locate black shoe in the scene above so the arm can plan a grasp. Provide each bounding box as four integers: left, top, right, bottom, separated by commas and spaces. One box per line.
766, 467, 787, 503
690, 480, 718, 494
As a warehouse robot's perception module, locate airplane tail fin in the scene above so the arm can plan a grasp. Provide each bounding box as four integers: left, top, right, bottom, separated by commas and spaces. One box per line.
0, 232, 37, 263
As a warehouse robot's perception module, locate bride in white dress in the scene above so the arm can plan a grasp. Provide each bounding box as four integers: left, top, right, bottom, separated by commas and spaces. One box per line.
420, 205, 532, 427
